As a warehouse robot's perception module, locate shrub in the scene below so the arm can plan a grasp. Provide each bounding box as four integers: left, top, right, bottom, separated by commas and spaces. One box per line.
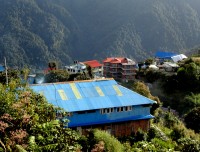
179, 93, 200, 115
148, 125, 168, 141
132, 141, 156, 151
147, 127, 157, 141
93, 129, 124, 152
184, 107, 200, 133
134, 129, 147, 142
164, 112, 179, 128
151, 138, 175, 151
176, 138, 200, 152
170, 124, 186, 141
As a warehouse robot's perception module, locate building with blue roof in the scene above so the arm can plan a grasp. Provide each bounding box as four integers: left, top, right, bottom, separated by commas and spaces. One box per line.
30, 78, 155, 137
155, 51, 177, 59
0, 65, 5, 72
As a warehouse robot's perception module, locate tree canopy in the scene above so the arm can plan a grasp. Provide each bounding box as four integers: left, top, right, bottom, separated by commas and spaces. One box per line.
184, 107, 200, 133
0, 82, 80, 151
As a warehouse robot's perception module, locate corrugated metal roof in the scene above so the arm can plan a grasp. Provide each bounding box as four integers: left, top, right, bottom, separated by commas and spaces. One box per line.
30, 79, 155, 112
83, 60, 102, 68
155, 51, 177, 59
0, 65, 5, 72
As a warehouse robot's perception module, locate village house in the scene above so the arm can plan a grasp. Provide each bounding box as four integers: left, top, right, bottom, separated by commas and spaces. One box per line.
83, 60, 103, 78
103, 57, 137, 82
65, 60, 87, 74
30, 78, 155, 137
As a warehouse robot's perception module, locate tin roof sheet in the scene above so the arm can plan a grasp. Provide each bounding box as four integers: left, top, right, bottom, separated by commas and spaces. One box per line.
0, 65, 5, 72
155, 51, 177, 59
30, 79, 155, 112
83, 60, 102, 68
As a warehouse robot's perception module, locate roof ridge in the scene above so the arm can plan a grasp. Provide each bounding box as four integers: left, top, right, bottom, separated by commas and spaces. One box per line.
29, 78, 114, 86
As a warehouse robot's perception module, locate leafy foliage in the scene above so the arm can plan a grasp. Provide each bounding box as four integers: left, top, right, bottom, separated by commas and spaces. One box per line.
179, 93, 200, 114
45, 69, 69, 83
176, 138, 200, 152
0, 82, 81, 151
133, 81, 160, 114
28, 121, 80, 151
184, 107, 200, 133
92, 129, 124, 152
0, 69, 20, 85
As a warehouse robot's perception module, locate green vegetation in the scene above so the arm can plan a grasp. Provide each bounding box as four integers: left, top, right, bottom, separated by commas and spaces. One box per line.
184, 107, 200, 133
45, 70, 69, 83
93, 129, 124, 152
133, 81, 160, 114
0, 56, 200, 151
0, 81, 81, 151
119, 57, 200, 151
135, 58, 200, 116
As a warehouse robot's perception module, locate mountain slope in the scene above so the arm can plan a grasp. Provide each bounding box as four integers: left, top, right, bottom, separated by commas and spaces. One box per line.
0, 0, 200, 67
0, 0, 78, 68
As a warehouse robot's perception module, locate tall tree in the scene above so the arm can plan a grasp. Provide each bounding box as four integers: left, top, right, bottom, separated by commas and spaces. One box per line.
133, 81, 160, 114
0, 81, 80, 151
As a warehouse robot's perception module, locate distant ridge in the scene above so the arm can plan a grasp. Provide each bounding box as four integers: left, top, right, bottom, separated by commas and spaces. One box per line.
1, 0, 200, 68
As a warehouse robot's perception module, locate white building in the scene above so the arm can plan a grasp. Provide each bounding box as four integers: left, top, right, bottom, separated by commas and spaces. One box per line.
65, 61, 87, 74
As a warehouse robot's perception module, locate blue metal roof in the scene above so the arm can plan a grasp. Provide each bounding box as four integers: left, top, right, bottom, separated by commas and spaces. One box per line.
30, 79, 155, 112
155, 51, 177, 59
0, 65, 5, 72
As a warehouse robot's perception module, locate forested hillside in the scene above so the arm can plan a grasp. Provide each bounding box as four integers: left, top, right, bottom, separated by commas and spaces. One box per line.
1, 0, 200, 68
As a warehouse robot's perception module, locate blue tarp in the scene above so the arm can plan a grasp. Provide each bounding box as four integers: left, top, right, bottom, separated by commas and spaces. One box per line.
155, 51, 177, 59
0, 65, 5, 72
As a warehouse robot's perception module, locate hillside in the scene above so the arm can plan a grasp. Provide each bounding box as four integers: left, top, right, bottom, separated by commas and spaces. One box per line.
1, 0, 200, 68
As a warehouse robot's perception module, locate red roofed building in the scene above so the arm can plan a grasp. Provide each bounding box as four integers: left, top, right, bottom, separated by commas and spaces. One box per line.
83, 60, 103, 77
103, 57, 137, 82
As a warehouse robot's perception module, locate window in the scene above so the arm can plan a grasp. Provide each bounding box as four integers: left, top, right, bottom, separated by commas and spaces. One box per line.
125, 106, 132, 111
117, 107, 124, 112
100, 109, 106, 114
110, 108, 114, 113
100, 108, 114, 114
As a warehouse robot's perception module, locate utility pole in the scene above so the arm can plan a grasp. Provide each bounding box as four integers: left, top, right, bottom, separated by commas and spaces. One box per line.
4, 57, 8, 86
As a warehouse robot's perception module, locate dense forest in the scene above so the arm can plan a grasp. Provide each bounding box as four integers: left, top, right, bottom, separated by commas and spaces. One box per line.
1, 0, 200, 68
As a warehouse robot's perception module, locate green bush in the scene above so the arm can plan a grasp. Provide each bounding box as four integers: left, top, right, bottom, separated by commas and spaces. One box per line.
170, 125, 186, 141
176, 138, 200, 152
132, 141, 156, 151
147, 126, 158, 141
148, 125, 168, 141
145, 70, 164, 83
164, 112, 179, 128
151, 138, 175, 151
184, 107, 200, 133
93, 129, 124, 152
179, 93, 200, 114
134, 129, 147, 142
